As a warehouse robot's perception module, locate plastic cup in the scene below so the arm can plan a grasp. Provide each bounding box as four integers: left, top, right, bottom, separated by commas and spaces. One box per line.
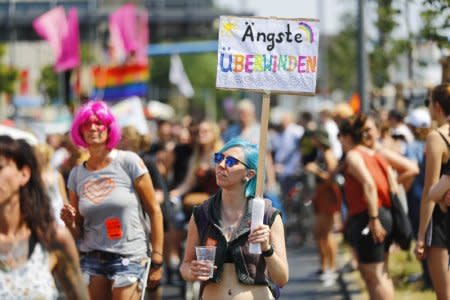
195, 246, 216, 278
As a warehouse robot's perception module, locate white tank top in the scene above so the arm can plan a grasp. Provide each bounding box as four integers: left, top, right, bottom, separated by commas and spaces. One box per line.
0, 242, 58, 299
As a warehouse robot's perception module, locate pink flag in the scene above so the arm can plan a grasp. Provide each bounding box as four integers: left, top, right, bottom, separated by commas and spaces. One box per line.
135, 9, 149, 64
56, 8, 80, 72
33, 7, 80, 72
33, 7, 67, 62
109, 4, 149, 64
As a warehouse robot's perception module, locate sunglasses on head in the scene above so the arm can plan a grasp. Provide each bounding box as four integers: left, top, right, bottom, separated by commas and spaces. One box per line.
213, 152, 249, 168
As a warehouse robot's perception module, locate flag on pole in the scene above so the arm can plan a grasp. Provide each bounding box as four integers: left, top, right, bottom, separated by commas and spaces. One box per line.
33, 7, 80, 72
169, 54, 194, 98
109, 4, 149, 64
56, 8, 80, 72
33, 7, 67, 62
92, 64, 149, 101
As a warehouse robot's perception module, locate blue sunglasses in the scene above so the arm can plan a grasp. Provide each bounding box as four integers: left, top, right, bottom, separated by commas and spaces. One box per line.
213, 152, 249, 168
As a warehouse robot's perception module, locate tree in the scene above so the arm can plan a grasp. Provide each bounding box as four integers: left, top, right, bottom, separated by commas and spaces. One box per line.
37, 65, 58, 102
420, 0, 449, 49
325, 13, 358, 96
149, 53, 239, 119
369, 0, 411, 88
419, 0, 450, 82
0, 45, 18, 95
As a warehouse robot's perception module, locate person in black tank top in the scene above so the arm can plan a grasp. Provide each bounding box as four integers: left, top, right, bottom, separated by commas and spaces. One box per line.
416, 83, 450, 300
426, 131, 450, 249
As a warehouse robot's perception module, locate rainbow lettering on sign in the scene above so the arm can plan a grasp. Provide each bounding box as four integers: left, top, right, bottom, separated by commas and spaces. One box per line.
298, 22, 314, 43
219, 47, 317, 74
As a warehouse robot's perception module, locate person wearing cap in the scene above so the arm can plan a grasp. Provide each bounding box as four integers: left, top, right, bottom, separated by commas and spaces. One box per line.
404, 108, 433, 288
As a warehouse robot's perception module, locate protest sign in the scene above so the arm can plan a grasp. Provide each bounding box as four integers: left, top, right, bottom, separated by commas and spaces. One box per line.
215, 16, 320, 199
216, 16, 319, 95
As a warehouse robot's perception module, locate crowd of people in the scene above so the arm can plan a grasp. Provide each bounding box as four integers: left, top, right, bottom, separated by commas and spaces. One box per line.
1, 82, 450, 300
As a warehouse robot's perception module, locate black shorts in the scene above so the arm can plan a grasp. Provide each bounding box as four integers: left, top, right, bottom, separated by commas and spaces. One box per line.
345, 207, 393, 264
426, 205, 447, 248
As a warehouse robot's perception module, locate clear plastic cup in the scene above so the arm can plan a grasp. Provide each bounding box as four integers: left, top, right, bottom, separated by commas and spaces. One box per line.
195, 246, 216, 278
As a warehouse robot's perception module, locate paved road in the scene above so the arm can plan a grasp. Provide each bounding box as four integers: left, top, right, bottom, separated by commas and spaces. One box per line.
158, 240, 362, 300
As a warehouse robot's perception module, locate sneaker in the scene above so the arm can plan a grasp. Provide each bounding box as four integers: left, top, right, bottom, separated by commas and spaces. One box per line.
322, 277, 337, 287
319, 270, 338, 281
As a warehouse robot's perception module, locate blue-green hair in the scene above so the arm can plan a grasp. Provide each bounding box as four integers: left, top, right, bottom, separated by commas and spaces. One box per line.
217, 137, 262, 198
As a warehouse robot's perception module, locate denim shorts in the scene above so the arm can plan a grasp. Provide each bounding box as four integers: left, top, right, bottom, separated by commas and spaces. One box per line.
80, 252, 148, 289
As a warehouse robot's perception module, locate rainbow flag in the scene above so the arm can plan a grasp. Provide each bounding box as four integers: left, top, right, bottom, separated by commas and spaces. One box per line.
92, 63, 149, 101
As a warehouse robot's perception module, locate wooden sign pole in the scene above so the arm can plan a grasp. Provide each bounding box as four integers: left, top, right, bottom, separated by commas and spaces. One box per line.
255, 91, 271, 198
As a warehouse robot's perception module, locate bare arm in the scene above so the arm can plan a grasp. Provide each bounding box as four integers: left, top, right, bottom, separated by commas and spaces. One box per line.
416, 132, 445, 259
60, 191, 83, 240
305, 149, 338, 181
346, 150, 386, 243
379, 147, 419, 186
180, 216, 201, 281
429, 175, 450, 203
51, 226, 89, 300
257, 216, 289, 287
417, 133, 444, 241
134, 173, 164, 258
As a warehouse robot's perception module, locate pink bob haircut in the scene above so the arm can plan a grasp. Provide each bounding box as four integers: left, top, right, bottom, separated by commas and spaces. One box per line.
70, 100, 121, 150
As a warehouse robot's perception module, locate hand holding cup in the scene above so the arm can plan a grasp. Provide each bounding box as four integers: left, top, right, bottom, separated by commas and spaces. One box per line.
190, 246, 216, 281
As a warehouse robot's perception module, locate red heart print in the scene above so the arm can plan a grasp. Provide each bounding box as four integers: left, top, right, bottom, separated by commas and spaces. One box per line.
82, 177, 115, 205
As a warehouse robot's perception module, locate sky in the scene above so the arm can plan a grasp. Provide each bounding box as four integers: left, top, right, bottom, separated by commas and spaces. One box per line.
214, 0, 423, 36
215, 0, 350, 34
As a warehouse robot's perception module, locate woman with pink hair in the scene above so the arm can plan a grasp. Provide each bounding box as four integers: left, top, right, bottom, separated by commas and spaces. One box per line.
60, 100, 164, 300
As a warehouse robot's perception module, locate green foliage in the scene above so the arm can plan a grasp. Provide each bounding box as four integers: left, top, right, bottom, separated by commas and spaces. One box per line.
80, 43, 97, 64
0, 45, 18, 95
37, 65, 58, 101
369, 0, 411, 88
149, 56, 171, 88
325, 13, 358, 95
149, 53, 239, 119
420, 0, 450, 49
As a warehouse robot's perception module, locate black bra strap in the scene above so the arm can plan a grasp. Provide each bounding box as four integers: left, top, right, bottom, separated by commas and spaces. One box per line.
437, 130, 450, 148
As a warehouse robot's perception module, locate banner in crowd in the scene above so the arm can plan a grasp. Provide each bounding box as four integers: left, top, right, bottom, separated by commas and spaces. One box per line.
216, 16, 319, 94
91, 64, 149, 101
33, 7, 80, 72
111, 96, 149, 135
109, 4, 149, 64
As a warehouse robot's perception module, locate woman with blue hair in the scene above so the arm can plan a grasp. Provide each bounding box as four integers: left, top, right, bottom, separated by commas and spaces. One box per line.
180, 138, 288, 299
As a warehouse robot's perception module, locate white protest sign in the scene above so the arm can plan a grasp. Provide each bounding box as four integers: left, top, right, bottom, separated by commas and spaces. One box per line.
216, 16, 320, 94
